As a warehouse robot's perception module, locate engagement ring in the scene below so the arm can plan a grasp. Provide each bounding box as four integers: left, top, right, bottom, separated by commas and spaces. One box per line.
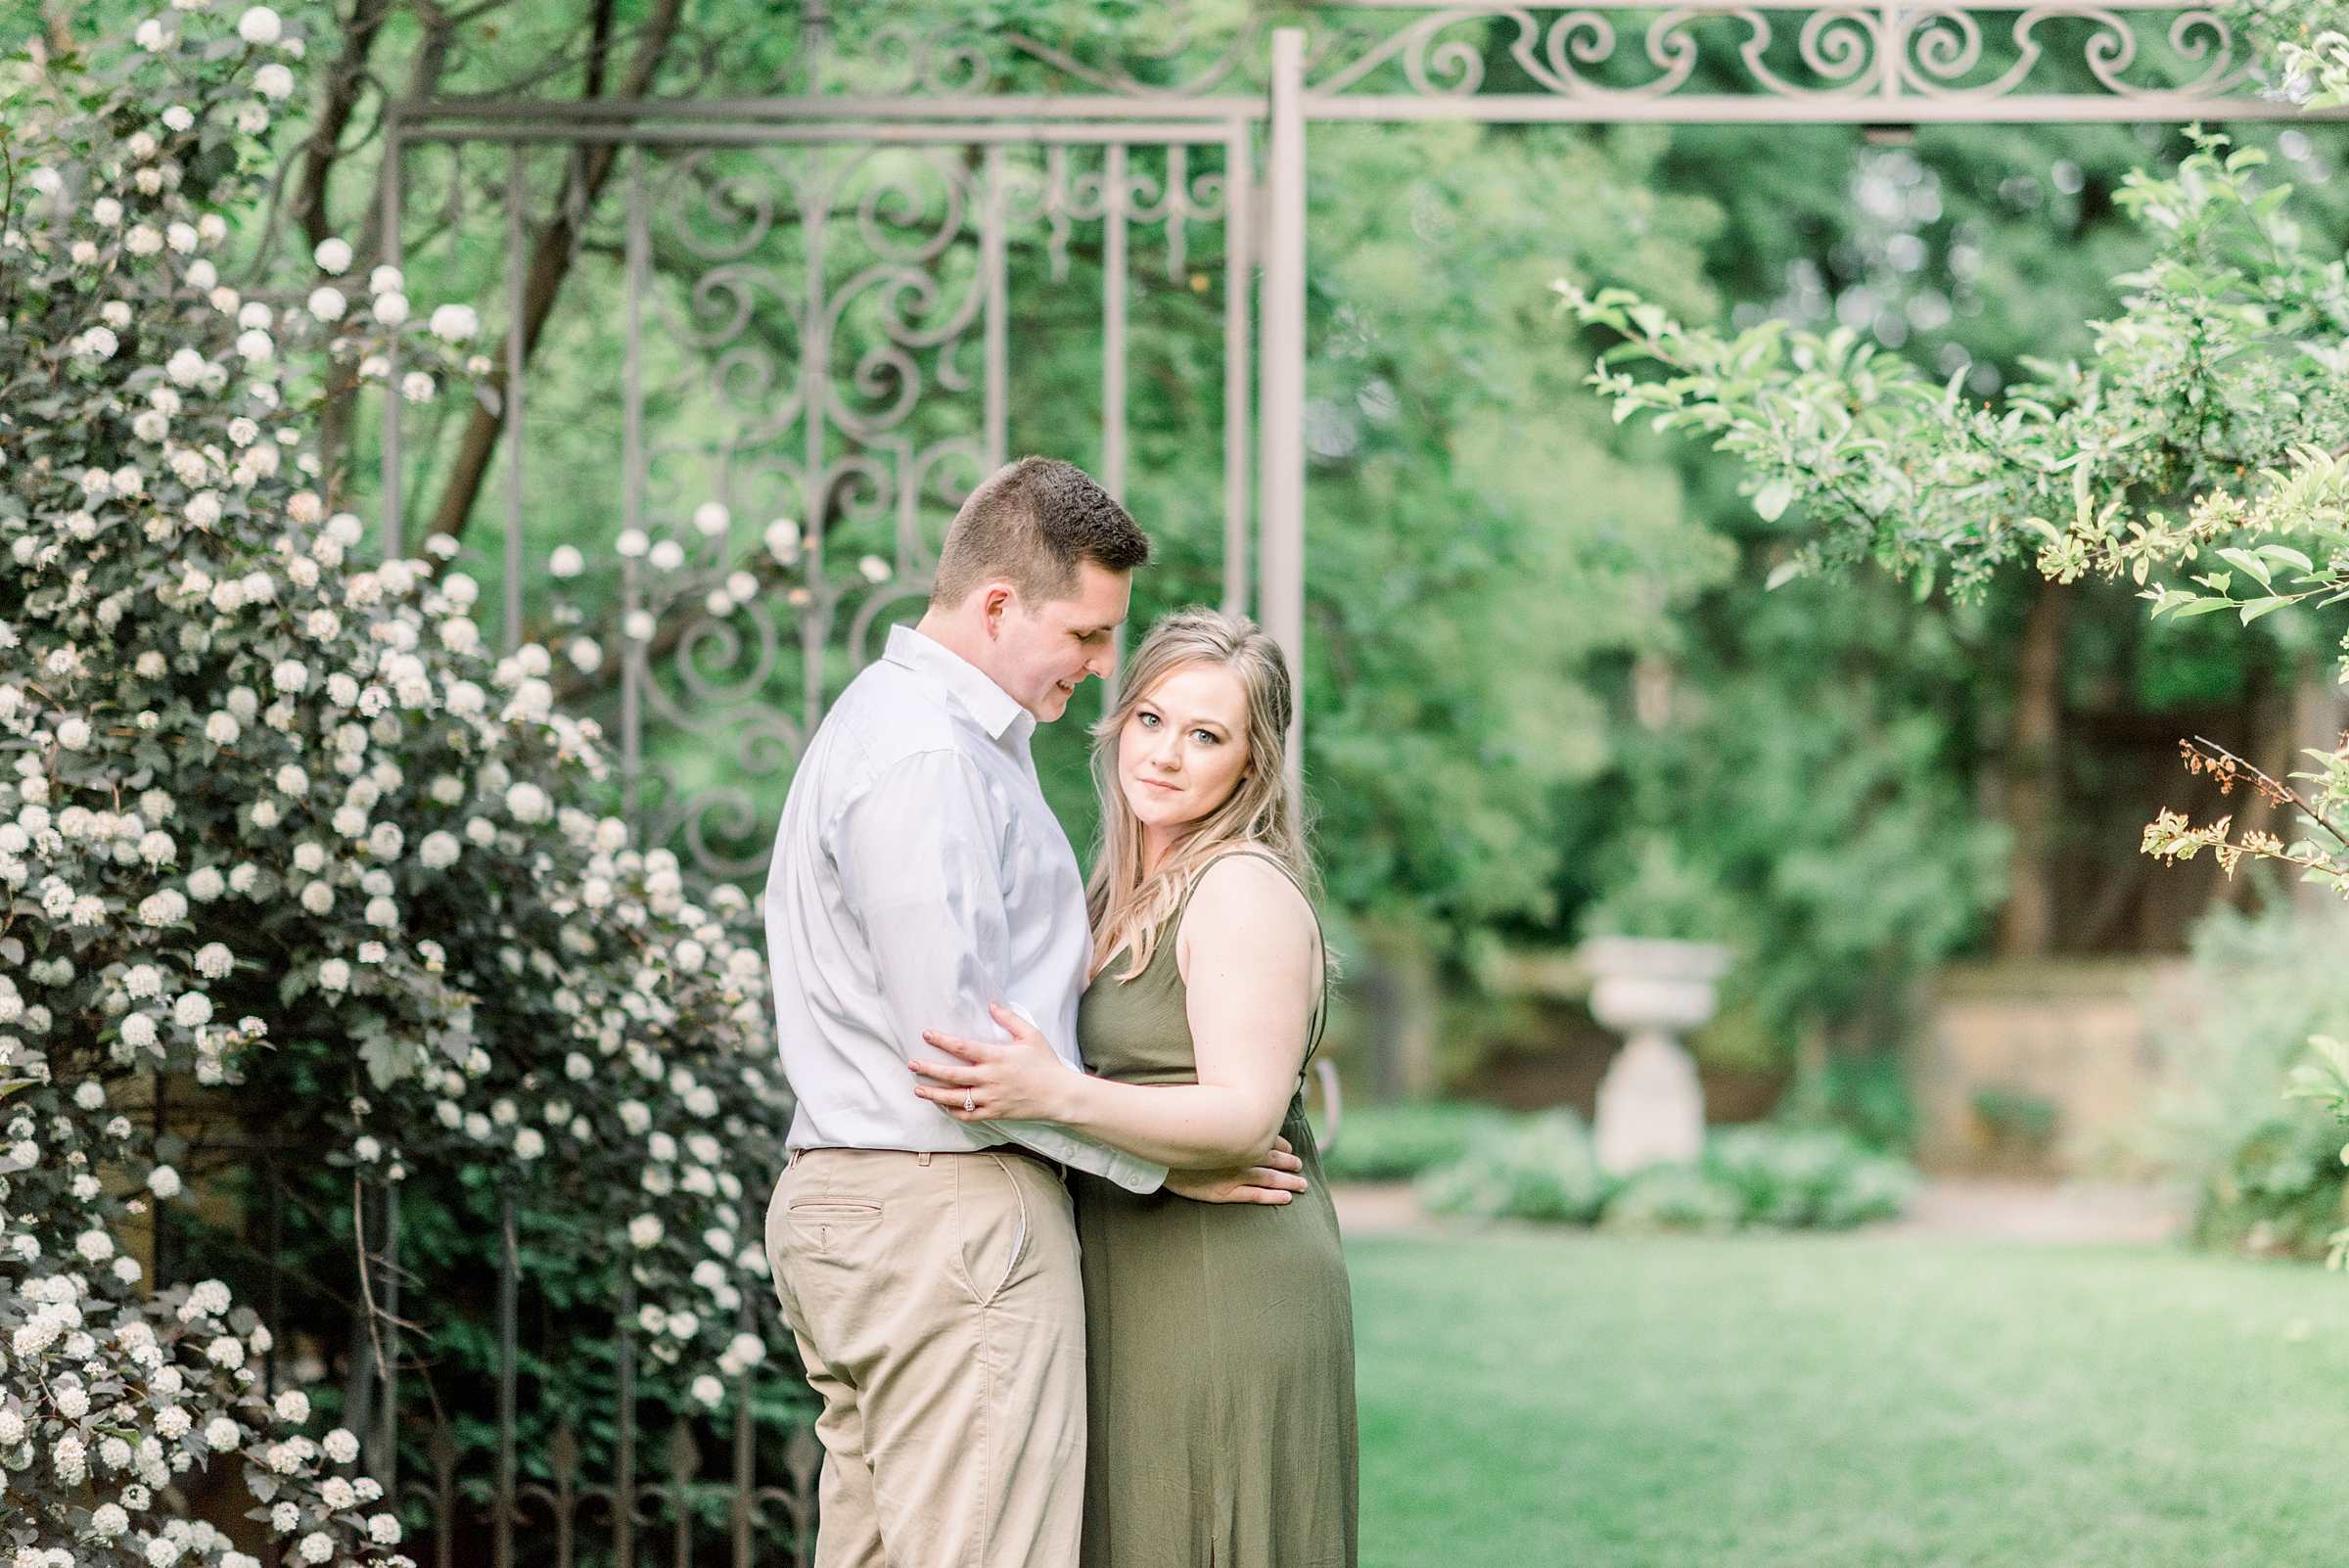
964, 1087, 975, 1113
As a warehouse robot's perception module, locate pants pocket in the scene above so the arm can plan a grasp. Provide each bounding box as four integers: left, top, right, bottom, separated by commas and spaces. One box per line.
785, 1202, 882, 1254
959, 1156, 1031, 1306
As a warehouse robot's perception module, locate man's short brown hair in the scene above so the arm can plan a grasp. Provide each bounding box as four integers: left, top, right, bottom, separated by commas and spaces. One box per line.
929, 456, 1150, 610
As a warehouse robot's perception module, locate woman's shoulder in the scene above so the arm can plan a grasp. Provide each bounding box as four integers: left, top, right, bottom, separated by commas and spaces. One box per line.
1182, 849, 1314, 936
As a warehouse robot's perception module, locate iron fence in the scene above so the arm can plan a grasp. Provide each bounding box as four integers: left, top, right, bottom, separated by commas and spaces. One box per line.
327, 1187, 817, 1568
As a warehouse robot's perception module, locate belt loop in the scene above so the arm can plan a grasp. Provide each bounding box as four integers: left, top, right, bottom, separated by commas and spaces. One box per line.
786, 1148, 801, 1169
917, 1151, 932, 1167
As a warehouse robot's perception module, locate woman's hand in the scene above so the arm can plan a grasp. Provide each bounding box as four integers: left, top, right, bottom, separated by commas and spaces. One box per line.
910, 1002, 1078, 1125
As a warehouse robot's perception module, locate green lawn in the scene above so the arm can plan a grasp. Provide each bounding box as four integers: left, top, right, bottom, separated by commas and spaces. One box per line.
1350, 1231, 2349, 1567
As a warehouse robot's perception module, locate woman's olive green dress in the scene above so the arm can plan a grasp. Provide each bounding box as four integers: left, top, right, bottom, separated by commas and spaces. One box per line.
1071, 852, 1359, 1568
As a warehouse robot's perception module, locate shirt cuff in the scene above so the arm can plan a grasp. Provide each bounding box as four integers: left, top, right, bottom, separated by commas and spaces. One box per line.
991, 1120, 1168, 1194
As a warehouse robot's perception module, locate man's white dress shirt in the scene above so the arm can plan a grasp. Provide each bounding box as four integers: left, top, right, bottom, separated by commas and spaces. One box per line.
764, 623, 1165, 1193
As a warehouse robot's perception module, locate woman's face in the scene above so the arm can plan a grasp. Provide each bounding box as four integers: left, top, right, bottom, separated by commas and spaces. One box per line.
1118, 662, 1253, 835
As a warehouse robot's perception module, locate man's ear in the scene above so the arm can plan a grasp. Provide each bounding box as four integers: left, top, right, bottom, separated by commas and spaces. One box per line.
980, 582, 1016, 637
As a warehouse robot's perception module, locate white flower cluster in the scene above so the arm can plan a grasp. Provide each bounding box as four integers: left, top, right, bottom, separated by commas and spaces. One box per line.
0, 12, 513, 1568
0, 1268, 368, 1568
4, 12, 795, 1551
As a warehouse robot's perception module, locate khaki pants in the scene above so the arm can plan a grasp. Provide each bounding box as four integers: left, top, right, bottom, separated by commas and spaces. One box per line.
766, 1148, 1086, 1568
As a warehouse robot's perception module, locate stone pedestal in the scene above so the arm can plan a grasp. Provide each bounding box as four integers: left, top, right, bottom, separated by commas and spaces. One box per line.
1579, 939, 1733, 1176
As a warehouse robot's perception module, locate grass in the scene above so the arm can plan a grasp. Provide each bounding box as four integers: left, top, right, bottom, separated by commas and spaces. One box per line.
1350, 1231, 2349, 1567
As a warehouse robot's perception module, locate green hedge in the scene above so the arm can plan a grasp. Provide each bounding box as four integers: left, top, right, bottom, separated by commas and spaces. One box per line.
1317, 1101, 1510, 1181
1324, 1104, 1918, 1230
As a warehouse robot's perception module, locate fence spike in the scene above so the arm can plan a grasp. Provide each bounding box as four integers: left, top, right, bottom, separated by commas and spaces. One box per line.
426, 1414, 457, 1568
548, 1419, 579, 1486
666, 1422, 700, 1568
495, 1190, 518, 1568
666, 1421, 701, 1483
784, 1423, 818, 1496
616, 1277, 637, 1568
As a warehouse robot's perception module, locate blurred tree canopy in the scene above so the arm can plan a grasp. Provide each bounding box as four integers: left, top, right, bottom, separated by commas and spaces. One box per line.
1557, 113, 2349, 1075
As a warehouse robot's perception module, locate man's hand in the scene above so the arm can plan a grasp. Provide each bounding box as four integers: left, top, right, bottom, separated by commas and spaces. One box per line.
1165, 1136, 1309, 1206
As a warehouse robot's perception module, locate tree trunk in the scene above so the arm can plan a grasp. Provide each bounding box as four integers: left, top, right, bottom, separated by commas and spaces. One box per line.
422, 0, 687, 546
295, 0, 399, 253
303, 0, 401, 482
1997, 577, 2068, 957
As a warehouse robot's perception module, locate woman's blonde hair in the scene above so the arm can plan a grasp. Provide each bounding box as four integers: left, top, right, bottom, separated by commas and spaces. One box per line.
1086, 608, 1309, 981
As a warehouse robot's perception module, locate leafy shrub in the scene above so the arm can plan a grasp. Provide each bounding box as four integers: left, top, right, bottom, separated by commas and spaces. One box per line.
1416, 1110, 1608, 1223
0, 9, 790, 1563
2156, 902, 2349, 1258
1600, 1163, 1745, 1232
1414, 1112, 1919, 1229
1969, 1084, 2059, 1163
1318, 1100, 1504, 1181
1706, 1126, 1917, 1228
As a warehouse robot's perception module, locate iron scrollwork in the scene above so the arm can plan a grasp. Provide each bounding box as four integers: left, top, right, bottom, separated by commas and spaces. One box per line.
1297, 4, 2256, 108
804, 4, 2271, 113
586, 133, 1234, 885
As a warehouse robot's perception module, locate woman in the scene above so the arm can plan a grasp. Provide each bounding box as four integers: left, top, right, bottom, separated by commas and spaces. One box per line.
910, 608, 1358, 1568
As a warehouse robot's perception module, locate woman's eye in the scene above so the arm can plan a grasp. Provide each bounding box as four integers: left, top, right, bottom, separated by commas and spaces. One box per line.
1137, 713, 1159, 727
1192, 730, 1219, 746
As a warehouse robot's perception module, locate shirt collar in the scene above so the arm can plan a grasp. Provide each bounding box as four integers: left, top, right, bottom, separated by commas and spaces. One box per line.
886, 623, 1035, 743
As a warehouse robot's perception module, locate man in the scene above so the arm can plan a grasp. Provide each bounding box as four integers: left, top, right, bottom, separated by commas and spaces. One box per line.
762, 456, 1305, 1568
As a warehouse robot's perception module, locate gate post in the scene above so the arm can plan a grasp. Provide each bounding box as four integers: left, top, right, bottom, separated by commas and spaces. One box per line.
1260, 26, 1308, 801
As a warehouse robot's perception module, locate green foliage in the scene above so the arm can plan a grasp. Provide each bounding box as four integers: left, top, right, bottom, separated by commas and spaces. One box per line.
1598, 1162, 1745, 1232
1417, 1109, 1610, 1222
1547, 119, 2225, 1066
1562, 101, 2349, 1230
1564, 129, 2349, 601
1970, 1084, 2061, 1160
1553, 117, 2349, 1108
1586, 586, 2009, 1037
1703, 1126, 1918, 1227
1316, 1099, 1505, 1182
1413, 1112, 1917, 1228
1296, 121, 1735, 937
0, 9, 797, 1555
2154, 902, 2349, 1259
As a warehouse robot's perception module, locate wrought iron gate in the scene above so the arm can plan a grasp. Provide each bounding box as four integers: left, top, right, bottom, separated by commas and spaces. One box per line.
380, 108, 1256, 879
376, 3, 2332, 885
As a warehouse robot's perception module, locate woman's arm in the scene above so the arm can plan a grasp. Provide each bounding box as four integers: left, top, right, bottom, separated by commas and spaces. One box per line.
909, 854, 1320, 1171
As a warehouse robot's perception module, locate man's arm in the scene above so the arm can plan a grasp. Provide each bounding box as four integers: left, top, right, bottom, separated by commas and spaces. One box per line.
908, 858, 1315, 1168
836, 751, 1168, 1192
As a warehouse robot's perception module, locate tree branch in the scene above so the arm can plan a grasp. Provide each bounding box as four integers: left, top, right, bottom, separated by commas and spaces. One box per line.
424, 0, 686, 545
296, 0, 400, 254
323, 0, 471, 497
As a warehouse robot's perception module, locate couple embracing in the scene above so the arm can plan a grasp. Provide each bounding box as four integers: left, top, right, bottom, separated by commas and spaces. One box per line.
760, 456, 1359, 1568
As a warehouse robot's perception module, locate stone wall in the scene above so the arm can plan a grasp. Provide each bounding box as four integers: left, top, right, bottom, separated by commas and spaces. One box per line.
1910, 959, 2187, 1176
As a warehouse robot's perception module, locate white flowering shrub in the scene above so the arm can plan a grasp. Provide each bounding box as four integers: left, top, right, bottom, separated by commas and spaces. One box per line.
1, 3, 791, 1557
0, 1268, 399, 1568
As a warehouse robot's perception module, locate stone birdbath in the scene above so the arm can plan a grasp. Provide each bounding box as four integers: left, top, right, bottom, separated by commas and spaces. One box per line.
1577, 938, 1733, 1176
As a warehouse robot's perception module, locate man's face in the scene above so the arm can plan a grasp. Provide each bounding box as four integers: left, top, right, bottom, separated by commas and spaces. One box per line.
989, 561, 1131, 721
